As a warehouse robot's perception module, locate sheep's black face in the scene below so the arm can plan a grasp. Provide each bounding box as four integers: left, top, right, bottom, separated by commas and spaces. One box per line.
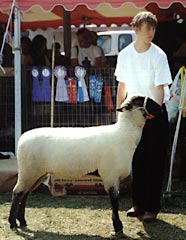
144, 97, 163, 117
117, 96, 163, 118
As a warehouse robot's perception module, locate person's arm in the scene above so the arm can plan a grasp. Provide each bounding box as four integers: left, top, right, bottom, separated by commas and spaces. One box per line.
94, 56, 102, 67
116, 82, 127, 120
154, 52, 172, 105
154, 85, 164, 106
93, 45, 102, 67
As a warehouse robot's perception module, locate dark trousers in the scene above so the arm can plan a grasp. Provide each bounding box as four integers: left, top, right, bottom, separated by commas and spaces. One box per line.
132, 104, 169, 214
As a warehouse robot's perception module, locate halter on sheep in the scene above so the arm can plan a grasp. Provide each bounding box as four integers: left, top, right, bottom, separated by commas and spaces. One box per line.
8, 95, 162, 236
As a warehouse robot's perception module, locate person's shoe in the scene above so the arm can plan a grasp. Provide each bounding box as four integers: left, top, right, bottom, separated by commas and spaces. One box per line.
127, 206, 141, 217
143, 212, 157, 223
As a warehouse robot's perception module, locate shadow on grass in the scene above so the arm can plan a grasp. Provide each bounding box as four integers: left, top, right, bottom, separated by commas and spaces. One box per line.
13, 227, 117, 240
141, 219, 186, 240
11, 219, 186, 240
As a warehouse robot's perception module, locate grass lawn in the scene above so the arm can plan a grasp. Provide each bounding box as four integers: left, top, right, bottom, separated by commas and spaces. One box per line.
0, 181, 186, 240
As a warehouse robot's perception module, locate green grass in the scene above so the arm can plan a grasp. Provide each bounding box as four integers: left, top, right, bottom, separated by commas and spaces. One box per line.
0, 181, 186, 240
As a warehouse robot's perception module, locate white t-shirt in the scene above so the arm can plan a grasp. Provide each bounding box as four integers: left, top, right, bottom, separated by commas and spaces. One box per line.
71, 44, 102, 67
115, 42, 172, 103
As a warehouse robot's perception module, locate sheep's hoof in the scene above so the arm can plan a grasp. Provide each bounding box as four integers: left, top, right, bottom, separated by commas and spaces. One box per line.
112, 230, 126, 239
116, 231, 126, 239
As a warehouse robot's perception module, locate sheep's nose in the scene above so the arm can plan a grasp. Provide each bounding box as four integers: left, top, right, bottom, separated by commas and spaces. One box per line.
116, 107, 124, 112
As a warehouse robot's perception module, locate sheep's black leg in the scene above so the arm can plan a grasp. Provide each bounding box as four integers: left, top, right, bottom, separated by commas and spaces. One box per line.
8, 192, 24, 229
17, 192, 29, 227
108, 187, 123, 234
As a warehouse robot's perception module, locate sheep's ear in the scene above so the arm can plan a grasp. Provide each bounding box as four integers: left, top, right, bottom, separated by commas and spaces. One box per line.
117, 103, 131, 112
117, 107, 124, 112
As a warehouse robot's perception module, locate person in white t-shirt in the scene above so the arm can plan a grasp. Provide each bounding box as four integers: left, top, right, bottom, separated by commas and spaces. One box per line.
71, 28, 102, 67
115, 12, 172, 222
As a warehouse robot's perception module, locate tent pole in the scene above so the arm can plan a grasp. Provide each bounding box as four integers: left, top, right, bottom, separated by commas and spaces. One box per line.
14, 7, 21, 154
63, 8, 71, 59
50, 35, 55, 128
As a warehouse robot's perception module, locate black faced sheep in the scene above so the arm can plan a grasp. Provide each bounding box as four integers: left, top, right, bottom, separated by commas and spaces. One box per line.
8, 95, 163, 235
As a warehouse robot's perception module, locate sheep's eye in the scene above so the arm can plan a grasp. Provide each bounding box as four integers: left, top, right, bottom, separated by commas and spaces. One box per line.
125, 103, 132, 110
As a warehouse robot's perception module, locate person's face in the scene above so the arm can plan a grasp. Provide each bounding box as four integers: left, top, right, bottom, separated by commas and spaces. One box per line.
77, 35, 90, 48
135, 22, 156, 44
21, 42, 28, 54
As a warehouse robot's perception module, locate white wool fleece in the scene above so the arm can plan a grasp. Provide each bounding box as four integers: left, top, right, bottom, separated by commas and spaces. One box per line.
14, 107, 146, 193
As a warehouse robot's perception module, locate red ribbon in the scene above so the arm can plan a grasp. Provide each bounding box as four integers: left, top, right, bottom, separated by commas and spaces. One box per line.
67, 78, 77, 104
104, 86, 114, 111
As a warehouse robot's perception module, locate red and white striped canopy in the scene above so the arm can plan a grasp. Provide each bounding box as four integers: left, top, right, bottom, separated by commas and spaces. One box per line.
0, 0, 185, 12
0, 1, 186, 30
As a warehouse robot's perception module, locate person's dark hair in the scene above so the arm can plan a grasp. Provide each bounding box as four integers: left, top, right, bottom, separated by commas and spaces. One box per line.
31, 35, 47, 52
31, 34, 48, 66
76, 28, 92, 45
21, 36, 32, 45
54, 42, 61, 50
131, 11, 157, 29
21, 37, 32, 49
